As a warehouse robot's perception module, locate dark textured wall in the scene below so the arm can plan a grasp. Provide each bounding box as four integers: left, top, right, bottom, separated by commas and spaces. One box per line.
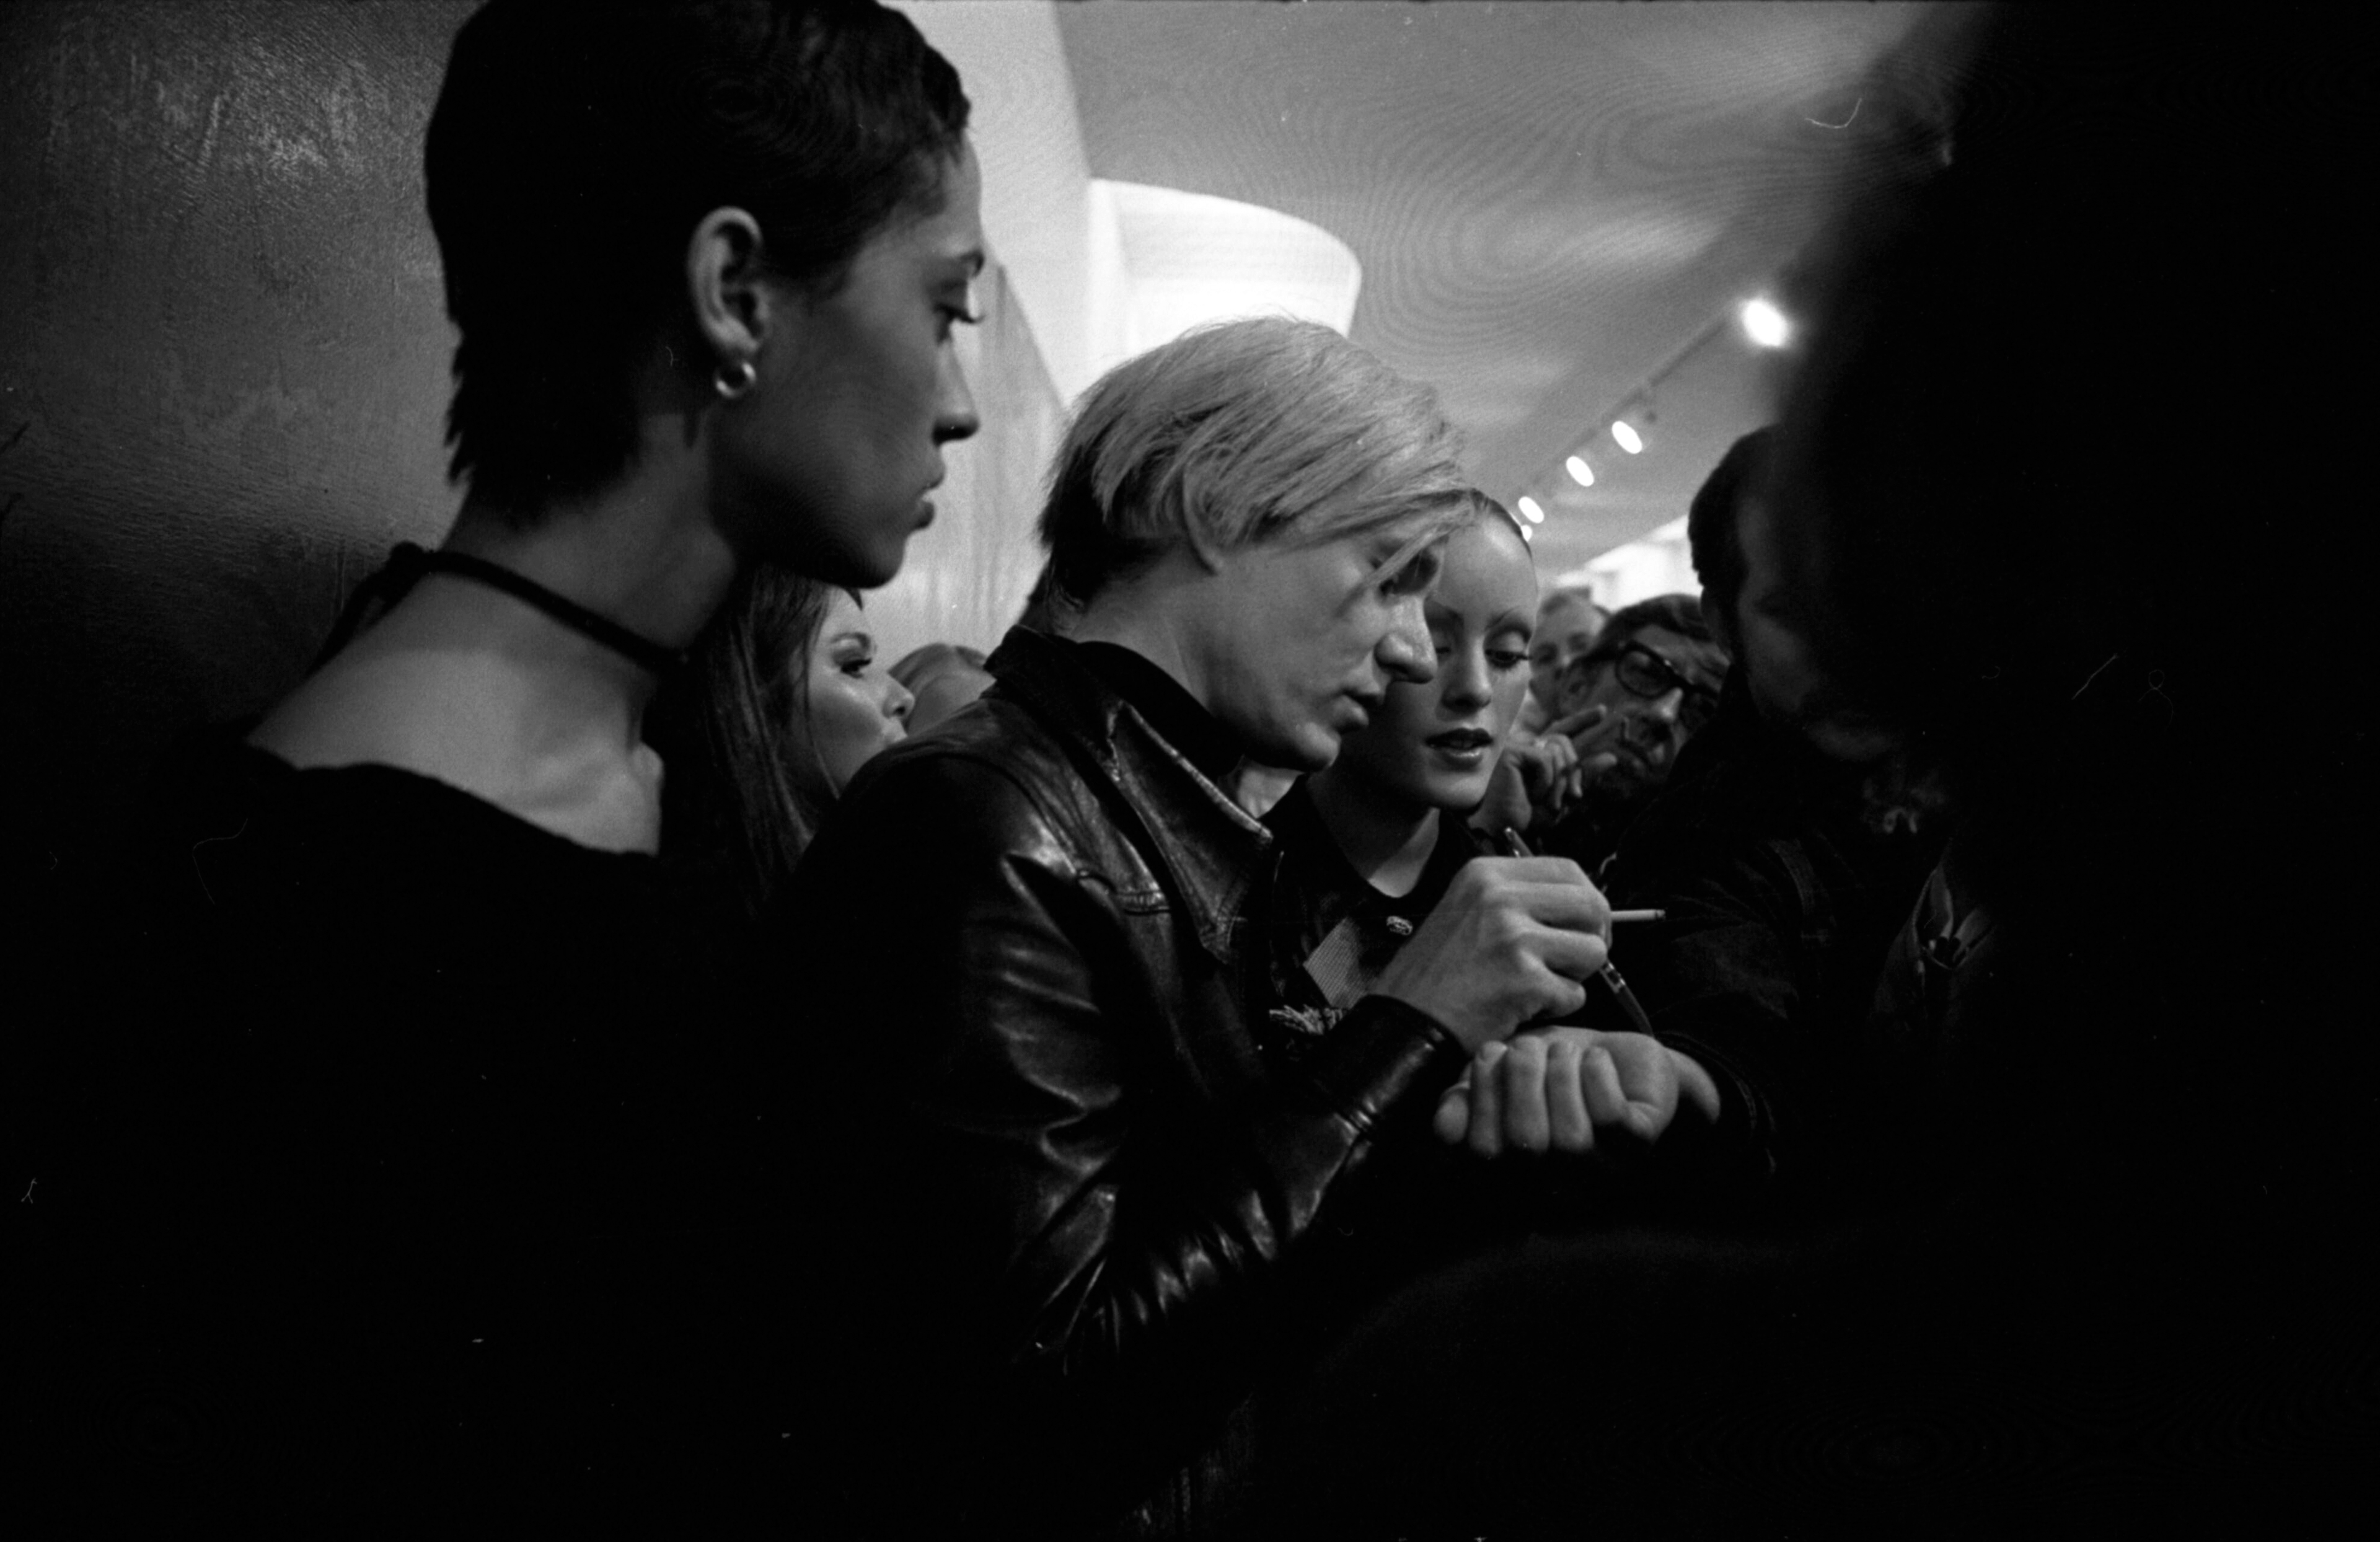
1, 0, 476, 919
0, 2, 1069, 918
0, 3, 1075, 1267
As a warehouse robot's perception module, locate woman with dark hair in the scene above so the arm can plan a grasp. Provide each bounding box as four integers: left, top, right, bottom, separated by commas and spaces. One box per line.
659, 567, 912, 915
56, 0, 977, 1526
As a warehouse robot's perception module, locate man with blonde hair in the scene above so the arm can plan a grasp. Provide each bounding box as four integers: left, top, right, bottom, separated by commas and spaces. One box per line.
783, 317, 1655, 1533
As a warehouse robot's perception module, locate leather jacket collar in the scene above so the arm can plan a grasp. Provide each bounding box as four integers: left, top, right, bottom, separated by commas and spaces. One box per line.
983, 625, 1273, 963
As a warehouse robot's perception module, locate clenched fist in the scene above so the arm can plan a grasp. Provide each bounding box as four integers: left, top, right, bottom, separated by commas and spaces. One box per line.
1432, 1027, 1721, 1156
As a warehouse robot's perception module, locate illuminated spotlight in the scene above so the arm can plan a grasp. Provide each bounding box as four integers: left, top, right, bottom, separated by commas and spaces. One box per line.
1611, 420, 1644, 455
1740, 296, 1791, 348
1518, 522, 1533, 542
1564, 455, 1595, 487
1515, 495, 1545, 524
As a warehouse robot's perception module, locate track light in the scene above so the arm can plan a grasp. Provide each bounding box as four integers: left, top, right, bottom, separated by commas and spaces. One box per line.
1740, 296, 1791, 348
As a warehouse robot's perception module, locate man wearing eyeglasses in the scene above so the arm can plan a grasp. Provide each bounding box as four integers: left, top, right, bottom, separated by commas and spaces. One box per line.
1536, 593, 1729, 875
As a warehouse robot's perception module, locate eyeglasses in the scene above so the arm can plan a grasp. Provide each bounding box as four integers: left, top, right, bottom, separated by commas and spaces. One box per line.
1608, 641, 1723, 729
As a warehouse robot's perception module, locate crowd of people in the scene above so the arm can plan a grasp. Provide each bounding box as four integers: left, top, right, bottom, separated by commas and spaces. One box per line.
17, 1, 2374, 1535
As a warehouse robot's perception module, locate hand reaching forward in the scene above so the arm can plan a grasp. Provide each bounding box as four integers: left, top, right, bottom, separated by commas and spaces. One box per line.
1471, 747, 1538, 840
1548, 703, 1628, 788
1373, 857, 1610, 1052
1431, 1028, 1722, 1157
1513, 729, 1585, 819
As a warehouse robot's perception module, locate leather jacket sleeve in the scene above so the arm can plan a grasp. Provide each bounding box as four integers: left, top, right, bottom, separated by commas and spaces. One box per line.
784, 741, 1465, 1516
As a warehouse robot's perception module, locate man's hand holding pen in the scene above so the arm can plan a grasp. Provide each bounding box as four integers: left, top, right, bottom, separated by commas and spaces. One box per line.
1372, 854, 1610, 1051
1382, 823, 1720, 1157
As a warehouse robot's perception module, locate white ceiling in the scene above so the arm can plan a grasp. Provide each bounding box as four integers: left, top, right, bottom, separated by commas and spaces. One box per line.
1056, 0, 1937, 575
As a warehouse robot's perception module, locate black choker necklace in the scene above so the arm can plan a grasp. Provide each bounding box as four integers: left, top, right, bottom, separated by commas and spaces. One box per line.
311, 542, 689, 676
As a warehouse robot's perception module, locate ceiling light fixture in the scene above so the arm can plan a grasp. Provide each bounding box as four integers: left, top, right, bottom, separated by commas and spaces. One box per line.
1740, 296, 1791, 348
1515, 495, 1545, 524
1552, 290, 1776, 519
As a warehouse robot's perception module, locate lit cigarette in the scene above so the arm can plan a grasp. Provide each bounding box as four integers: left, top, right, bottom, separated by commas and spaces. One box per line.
1494, 823, 1666, 923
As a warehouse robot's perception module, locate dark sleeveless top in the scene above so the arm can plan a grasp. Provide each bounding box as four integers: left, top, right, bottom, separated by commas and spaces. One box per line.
32, 726, 794, 1528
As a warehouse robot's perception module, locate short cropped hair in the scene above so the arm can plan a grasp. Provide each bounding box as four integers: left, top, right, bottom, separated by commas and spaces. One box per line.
1037, 318, 1472, 607
1685, 428, 1771, 628
426, 0, 969, 514
1587, 593, 1717, 661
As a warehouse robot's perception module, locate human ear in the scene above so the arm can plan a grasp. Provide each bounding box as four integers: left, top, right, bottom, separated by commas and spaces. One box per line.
1180, 524, 1231, 576
685, 207, 779, 372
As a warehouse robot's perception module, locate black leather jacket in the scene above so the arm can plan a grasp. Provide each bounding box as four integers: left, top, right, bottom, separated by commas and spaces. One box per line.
780, 626, 1467, 1535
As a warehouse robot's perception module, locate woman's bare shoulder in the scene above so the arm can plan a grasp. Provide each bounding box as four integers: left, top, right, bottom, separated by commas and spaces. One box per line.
250, 648, 659, 853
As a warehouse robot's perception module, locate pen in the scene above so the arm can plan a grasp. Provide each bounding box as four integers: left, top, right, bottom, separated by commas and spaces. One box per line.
1494, 827, 1657, 1034
1488, 830, 1660, 922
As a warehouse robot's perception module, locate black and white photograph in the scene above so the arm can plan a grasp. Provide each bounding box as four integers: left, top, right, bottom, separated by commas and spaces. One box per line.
6, 1, 2374, 1534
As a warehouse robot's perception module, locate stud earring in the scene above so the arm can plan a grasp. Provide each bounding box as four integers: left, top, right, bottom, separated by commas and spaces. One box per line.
713, 358, 757, 402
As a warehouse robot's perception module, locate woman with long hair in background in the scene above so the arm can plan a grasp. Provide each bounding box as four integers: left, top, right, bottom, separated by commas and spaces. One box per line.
658, 566, 913, 917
